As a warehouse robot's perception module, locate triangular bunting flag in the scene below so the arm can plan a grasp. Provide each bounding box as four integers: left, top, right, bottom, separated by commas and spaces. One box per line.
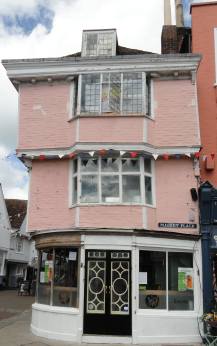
58, 154, 64, 159
153, 154, 158, 160
185, 153, 191, 158
202, 155, 207, 161
120, 151, 126, 156
89, 151, 95, 157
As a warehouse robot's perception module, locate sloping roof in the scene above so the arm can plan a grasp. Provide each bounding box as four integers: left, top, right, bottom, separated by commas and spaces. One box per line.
5, 199, 27, 229
65, 45, 156, 58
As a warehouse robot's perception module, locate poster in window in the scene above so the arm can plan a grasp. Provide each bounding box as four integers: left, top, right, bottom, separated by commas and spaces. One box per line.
178, 267, 193, 291
69, 251, 77, 261
44, 260, 53, 283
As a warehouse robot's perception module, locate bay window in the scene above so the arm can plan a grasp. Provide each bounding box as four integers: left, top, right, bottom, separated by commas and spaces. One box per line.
79, 72, 151, 115
72, 157, 153, 205
139, 250, 194, 311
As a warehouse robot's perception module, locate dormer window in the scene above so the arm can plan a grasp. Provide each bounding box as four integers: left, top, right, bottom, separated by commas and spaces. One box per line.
81, 29, 117, 57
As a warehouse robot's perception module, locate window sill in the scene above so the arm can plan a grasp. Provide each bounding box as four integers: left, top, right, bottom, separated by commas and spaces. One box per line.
68, 113, 154, 121
136, 309, 198, 317
70, 203, 155, 208
32, 303, 79, 315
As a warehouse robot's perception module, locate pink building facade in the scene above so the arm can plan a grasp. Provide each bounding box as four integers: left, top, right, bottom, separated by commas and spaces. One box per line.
3, 29, 202, 344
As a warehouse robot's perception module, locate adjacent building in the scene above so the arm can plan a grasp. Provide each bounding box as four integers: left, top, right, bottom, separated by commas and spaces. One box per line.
191, 1, 217, 314
2, 29, 203, 343
0, 184, 10, 287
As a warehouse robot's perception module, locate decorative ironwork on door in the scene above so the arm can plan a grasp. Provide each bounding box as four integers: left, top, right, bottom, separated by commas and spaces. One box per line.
86, 260, 106, 314
111, 259, 129, 315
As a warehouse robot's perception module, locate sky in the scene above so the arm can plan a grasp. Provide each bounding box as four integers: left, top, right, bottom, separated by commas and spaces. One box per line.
0, 0, 206, 200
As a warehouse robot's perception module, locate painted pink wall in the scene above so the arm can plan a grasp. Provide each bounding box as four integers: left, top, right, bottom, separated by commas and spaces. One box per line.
18, 79, 199, 151
28, 158, 198, 234
148, 79, 200, 147
147, 158, 199, 234
28, 160, 75, 231
18, 82, 76, 149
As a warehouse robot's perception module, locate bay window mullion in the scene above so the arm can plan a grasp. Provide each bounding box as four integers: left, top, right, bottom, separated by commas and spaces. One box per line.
50, 248, 55, 306
142, 72, 146, 115
120, 73, 123, 114
166, 251, 169, 311
119, 159, 123, 203
78, 157, 81, 203
99, 158, 102, 203
99, 73, 102, 114
140, 157, 145, 204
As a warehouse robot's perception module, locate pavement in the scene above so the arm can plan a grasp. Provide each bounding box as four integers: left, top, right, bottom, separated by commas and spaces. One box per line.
0, 290, 203, 346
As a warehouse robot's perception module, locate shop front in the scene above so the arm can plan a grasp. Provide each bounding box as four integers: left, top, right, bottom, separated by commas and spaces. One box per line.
31, 231, 202, 344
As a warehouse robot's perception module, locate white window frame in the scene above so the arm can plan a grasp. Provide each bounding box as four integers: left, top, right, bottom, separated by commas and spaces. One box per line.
16, 238, 23, 253
81, 30, 117, 57
71, 157, 154, 206
138, 248, 195, 312
78, 72, 153, 116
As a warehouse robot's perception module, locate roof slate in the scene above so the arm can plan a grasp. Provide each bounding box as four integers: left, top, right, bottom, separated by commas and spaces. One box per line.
5, 199, 27, 229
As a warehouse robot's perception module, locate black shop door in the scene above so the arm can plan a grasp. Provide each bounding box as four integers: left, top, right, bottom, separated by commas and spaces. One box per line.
83, 250, 131, 336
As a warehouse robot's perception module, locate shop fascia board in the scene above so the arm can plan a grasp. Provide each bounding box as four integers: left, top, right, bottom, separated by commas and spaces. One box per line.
2, 54, 201, 83
17, 143, 201, 161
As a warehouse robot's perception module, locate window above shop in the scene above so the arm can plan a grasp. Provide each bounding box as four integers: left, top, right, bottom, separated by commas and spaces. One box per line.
81, 29, 117, 57
71, 157, 153, 206
16, 238, 23, 253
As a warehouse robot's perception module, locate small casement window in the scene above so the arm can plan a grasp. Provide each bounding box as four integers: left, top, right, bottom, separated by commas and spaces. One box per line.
79, 72, 151, 116
72, 157, 153, 205
16, 238, 23, 253
82, 30, 116, 57
139, 250, 194, 311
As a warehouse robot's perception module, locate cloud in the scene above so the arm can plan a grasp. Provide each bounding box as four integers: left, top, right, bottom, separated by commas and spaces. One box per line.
0, 5, 54, 35
0, 0, 164, 200
0, 145, 28, 200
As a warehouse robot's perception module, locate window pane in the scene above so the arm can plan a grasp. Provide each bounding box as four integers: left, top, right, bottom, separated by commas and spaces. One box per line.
146, 76, 151, 115
72, 177, 77, 204
139, 251, 166, 309
144, 158, 151, 173
168, 252, 194, 311
122, 175, 141, 203
101, 73, 121, 113
98, 33, 114, 56
53, 248, 79, 308
37, 249, 53, 305
81, 175, 98, 203
101, 158, 119, 172
145, 176, 153, 205
81, 74, 100, 113
122, 159, 140, 172
81, 159, 98, 173
102, 175, 120, 202
122, 73, 143, 114
73, 159, 77, 174
86, 33, 98, 56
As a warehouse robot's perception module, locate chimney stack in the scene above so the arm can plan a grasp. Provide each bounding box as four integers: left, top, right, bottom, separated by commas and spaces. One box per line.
175, 0, 184, 27
164, 0, 172, 25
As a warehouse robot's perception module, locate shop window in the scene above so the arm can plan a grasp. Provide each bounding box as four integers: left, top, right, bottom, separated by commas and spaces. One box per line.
72, 157, 153, 205
37, 248, 79, 308
139, 250, 194, 311
53, 248, 78, 307
80, 72, 151, 115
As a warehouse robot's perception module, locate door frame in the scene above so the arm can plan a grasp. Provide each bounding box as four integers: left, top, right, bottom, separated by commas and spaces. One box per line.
83, 249, 132, 336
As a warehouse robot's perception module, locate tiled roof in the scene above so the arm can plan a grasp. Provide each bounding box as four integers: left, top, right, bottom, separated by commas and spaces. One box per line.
5, 199, 27, 229
65, 45, 156, 58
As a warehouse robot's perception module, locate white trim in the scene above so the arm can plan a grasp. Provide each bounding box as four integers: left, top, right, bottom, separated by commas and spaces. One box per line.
2, 54, 201, 82
82, 335, 132, 344
150, 78, 155, 118
17, 143, 201, 159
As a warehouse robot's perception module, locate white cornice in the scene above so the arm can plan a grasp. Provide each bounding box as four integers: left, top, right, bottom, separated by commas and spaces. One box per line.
2, 54, 201, 82
17, 142, 201, 160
